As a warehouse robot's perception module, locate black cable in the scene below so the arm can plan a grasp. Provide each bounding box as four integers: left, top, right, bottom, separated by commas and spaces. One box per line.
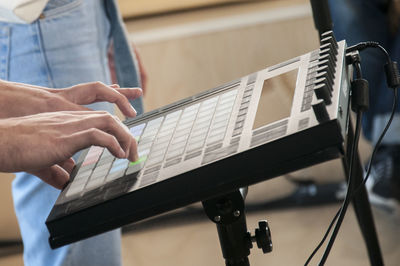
347, 42, 391, 63
347, 42, 399, 194
304, 59, 365, 265
304, 208, 340, 266
306, 41, 399, 265
318, 109, 364, 265
355, 88, 398, 194
354, 59, 363, 78
308, 90, 398, 266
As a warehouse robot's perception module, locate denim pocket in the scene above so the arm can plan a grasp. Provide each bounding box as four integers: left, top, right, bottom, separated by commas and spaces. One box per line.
42, 0, 83, 19
0, 26, 10, 80
37, 0, 112, 89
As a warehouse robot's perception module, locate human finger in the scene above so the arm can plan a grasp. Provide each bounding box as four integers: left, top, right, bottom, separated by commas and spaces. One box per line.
114, 87, 143, 102
58, 158, 75, 175
67, 128, 128, 159
29, 165, 70, 189
72, 118, 138, 162
51, 111, 135, 158
126, 137, 139, 162
62, 82, 139, 117
78, 112, 133, 153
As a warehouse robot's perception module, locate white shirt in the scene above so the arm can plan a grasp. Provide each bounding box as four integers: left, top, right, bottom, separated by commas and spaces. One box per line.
0, 0, 49, 23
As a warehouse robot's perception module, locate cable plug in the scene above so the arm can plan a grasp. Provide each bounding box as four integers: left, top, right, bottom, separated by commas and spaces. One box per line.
346, 41, 380, 53
384, 61, 400, 89
346, 41, 392, 66
351, 78, 369, 112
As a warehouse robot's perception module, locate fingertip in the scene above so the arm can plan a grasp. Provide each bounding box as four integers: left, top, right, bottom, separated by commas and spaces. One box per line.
129, 139, 139, 162
128, 105, 137, 117
119, 103, 137, 118
34, 166, 70, 190
128, 151, 138, 162
110, 84, 120, 88
135, 87, 143, 96
107, 145, 126, 159
118, 147, 127, 158
52, 170, 70, 190
60, 158, 76, 174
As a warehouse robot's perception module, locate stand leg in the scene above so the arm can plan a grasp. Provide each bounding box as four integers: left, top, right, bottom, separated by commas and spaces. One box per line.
217, 214, 250, 266
202, 191, 251, 266
342, 119, 384, 265
202, 189, 273, 266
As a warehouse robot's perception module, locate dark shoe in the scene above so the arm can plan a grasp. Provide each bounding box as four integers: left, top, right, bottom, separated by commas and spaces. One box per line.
366, 145, 400, 213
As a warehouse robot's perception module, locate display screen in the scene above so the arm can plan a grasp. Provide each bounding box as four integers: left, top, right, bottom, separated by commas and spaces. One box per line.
253, 68, 298, 129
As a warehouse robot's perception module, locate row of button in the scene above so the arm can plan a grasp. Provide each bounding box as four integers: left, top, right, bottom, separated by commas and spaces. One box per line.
164, 103, 200, 166
233, 83, 254, 137
138, 110, 183, 187
302, 31, 338, 112
206, 89, 238, 145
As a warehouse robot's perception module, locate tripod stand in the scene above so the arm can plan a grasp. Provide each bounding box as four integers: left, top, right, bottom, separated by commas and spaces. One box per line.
202, 189, 272, 266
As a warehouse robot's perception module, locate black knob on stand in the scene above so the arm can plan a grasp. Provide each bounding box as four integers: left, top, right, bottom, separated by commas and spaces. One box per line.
246, 220, 273, 254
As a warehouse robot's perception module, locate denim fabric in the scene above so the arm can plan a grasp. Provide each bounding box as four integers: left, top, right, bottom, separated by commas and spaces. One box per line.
105, 0, 144, 115
329, 0, 400, 144
0, 0, 142, 265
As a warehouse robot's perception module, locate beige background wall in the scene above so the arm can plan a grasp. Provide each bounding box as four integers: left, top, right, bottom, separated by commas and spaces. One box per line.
118, 0, 244, 18
0, 173, 19, 240
128, 0, 318, 111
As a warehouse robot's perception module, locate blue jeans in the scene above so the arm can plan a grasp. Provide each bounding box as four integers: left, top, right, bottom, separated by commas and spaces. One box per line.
0, 0, 140, 265
329, 0, 400, 144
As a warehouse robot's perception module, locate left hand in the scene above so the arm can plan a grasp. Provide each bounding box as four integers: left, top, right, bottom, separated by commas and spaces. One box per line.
0, 80, 142, 119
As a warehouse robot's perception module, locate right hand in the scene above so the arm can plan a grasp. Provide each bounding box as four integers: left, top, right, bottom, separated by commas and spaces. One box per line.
0, 111, 138, 189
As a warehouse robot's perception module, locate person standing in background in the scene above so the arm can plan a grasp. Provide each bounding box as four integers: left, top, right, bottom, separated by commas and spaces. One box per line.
0, 0, 147, 265
328, 0, 400, 213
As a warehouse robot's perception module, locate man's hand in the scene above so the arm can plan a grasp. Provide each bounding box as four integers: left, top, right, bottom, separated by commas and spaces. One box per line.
0, 80, 142, 119
0, 111, 138, 189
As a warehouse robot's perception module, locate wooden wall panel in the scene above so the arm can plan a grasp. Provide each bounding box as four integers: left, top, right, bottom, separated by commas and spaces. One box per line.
117, 0, 244, 18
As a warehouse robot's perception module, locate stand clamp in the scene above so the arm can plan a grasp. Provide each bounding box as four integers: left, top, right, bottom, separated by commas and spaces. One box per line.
202, 190, 272, 266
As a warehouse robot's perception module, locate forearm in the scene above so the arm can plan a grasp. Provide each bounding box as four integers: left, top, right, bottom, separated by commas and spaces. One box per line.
0, 118, 25, 172
0, 81, 53, 118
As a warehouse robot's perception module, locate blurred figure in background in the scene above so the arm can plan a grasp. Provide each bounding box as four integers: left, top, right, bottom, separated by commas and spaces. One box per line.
0, 0, 147, 265
329, 0, 400, 213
